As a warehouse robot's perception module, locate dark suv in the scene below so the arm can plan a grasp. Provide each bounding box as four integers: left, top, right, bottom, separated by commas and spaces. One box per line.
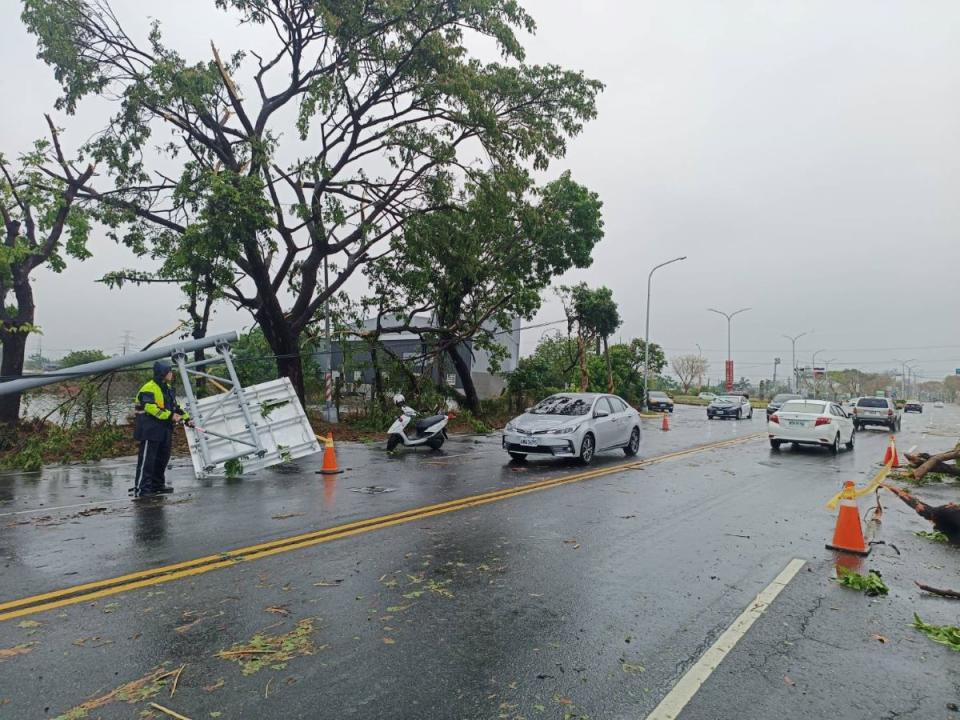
904, 401, 923, 414
647, 391, 674, 413
853, 397, 901, 431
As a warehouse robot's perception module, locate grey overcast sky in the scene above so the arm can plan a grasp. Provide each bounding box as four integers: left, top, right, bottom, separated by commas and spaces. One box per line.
2, 0, 959, 383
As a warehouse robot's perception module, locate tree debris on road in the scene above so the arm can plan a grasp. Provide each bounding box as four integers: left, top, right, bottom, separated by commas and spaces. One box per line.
915, 581, 960, 600
882, 484, 960, 544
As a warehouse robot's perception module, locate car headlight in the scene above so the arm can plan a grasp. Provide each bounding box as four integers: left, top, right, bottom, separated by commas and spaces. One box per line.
505, 421, 517, 432
549, 424, 580, 434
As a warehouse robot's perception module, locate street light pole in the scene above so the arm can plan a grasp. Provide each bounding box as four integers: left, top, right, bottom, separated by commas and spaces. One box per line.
696, 343, 703, 390
811, 348, 826, 397
823, 357, 837, 399
707, 307, 751, 392
643, 256, 687, 407
781, 331, 810, 393
905, 363, 918, 400
895, 358, 917, 399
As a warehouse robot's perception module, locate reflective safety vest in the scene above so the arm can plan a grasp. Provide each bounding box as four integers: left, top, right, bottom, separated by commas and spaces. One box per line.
134, 379, 188, 441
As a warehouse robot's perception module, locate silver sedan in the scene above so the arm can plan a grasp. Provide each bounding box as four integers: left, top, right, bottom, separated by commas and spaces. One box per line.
502, 393, 642, 464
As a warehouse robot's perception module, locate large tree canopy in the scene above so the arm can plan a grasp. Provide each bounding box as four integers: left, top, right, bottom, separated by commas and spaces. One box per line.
364, 167, 603, 410
0, 119, 93, 427
23, 0, 603, 398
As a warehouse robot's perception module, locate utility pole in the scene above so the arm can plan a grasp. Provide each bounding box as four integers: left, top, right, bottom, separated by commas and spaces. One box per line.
696, 343, 704, 389
643, 256, 687, 407
895, 358, 917, 400
823, 358, 837, 399
772, 357, 780, 396
811, 349, 827, 397
707, 307, 750, 392
781, 331, 810, 393
120, 330, 134, 356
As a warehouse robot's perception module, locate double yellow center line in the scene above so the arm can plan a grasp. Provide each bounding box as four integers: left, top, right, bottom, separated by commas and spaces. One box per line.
0, 433, 763, 622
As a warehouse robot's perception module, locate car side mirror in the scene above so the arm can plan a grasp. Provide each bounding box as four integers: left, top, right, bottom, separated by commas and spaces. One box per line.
594, 410, 609, 418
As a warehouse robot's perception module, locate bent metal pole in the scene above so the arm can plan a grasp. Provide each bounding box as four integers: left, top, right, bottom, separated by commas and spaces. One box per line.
0, 331, 240, 396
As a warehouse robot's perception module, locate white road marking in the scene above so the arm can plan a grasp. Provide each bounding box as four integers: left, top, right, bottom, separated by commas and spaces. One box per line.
645, 558, 806, 720
0, 498, 132, 518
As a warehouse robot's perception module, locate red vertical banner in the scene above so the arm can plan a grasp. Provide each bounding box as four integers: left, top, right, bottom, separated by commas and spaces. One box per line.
725, 360, 734, 391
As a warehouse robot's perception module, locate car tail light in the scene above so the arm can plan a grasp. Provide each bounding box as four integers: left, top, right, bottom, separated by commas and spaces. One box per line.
887, 409, 894, 416
769, 414, 779, 424
815, 416, 831, 427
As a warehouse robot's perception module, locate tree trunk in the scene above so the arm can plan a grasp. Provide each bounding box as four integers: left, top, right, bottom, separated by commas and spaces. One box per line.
369, 342, 385, 412
0, 330, 28, 428
447, 343, 480, 413
577, 332, 589, 392
256, 305, 306, 402
0, 271, 34, 430
909, 444, 960, 482
603, 335, 614, 393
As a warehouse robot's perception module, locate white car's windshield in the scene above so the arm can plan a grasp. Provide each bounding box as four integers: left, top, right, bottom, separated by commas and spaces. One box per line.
529, 395, 592, 416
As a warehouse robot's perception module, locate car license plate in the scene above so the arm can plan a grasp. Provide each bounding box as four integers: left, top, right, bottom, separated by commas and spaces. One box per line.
787, 419, 805, 426
520, 437, 538, 447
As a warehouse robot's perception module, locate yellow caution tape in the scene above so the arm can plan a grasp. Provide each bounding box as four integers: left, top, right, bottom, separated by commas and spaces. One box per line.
825, 462, 893, 510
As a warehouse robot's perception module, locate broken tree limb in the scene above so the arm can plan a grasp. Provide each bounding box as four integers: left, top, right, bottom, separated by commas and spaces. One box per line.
903, 452, 960, 476
915, 581, 960, 600
909, 443, 960, 482
881, 484, 960, 544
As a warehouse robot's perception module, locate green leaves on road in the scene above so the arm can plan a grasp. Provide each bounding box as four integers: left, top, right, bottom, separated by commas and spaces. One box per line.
834, 567, 889, 596
913, 613, 960, 652
216, 618, 318, 675
915, 530, 950, 544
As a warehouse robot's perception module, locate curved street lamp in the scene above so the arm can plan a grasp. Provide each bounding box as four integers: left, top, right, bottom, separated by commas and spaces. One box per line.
707, 307, 751, 391
643, 256, 687, 407
781, 331, 811, 392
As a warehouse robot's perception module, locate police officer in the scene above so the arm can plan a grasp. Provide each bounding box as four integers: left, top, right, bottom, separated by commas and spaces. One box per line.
133, 361, 190, 497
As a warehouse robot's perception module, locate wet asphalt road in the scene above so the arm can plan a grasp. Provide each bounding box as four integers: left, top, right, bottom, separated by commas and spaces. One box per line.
1, 405, 958, 719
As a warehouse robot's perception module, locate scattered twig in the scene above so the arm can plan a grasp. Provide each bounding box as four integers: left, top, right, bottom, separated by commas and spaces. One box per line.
169, 664, 185, 697
216, 649, 280, 657
915, 581, 960, 600
149, 702, 193, 720
724, 533, 751, 539
868, 540, 901, 556
265, 677, 273, 699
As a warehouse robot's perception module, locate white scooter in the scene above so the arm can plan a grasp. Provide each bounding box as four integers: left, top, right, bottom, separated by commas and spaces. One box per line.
386, 394, 450, 451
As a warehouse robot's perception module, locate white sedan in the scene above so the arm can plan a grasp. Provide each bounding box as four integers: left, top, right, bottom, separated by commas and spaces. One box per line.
502, 393, 642, 464
768, 399, 855, 453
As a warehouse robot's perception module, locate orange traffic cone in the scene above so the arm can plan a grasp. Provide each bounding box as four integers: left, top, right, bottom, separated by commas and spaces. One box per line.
825, 481, 871, 555
318, 432, 344, 475
661, 413, 670, 432
882, 435, 900, 468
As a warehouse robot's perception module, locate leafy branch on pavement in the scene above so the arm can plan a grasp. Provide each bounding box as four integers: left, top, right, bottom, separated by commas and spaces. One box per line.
914, 530, 950, 544
53, 665, 181, 720
216, 618, 317, 675
834, 567, 889, 596
912, 613, 960, 652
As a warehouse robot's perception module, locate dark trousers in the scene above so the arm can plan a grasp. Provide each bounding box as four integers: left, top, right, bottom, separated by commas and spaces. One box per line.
134, 435, 172, 494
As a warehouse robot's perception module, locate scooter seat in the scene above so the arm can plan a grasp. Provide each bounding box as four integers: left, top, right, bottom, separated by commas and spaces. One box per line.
415, 415, 447, 432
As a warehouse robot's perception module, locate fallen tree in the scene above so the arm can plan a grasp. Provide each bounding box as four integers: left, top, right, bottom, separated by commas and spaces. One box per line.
904, 442, 960, 481
882, 483, 960, 545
